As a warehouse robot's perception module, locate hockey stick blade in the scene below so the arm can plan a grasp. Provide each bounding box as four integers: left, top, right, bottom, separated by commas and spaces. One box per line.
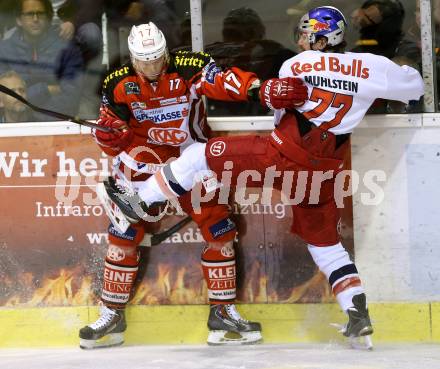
0, 84, 112, 132
140, 216, 192, 247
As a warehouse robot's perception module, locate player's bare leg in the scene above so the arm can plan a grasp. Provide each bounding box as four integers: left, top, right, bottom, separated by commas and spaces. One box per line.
308, 243, 373, 350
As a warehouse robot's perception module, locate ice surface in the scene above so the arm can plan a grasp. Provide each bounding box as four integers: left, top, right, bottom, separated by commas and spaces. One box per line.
1, 343, 438, 369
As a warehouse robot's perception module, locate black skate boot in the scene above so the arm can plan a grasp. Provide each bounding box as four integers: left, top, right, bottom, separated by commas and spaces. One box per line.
79, 304, 127, 349
103, 176, 151, 222
207, 304, 262, 345
342, 294, 373, 350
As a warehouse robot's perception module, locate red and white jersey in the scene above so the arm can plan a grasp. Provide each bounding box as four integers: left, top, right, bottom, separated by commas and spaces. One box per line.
278, 50, 424, 134
98, 51, 257, 175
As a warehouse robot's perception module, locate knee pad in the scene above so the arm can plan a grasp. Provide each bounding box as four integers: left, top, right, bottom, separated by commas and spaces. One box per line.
102, 223, 144, 308
201, 241, 236, 304
108, 222, 145, 247
308, 243, 364, 311
190, 205, 237, 243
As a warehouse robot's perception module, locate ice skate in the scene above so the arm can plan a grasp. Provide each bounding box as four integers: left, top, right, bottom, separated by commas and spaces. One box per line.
333, 293, 373, 350
96, 176, 165, 233
104, 177, 164, 218
207, 304, 262, 345
79, 304, 127, 349
101, 176, 148, 221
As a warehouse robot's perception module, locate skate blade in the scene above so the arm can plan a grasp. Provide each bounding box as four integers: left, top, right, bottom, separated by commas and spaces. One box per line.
330, 322, 345, 332
349, 334, 373, 351
207, 330, 262, 346
330, 323, 373, 351
79, 333, 124, 350
96, 182, 131, 234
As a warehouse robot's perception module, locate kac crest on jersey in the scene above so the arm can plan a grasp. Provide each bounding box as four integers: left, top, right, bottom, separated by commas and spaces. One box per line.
147, 127, 189, 146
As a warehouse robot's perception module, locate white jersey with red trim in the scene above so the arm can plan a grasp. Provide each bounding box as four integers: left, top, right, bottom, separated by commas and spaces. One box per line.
278, 50, 424, 134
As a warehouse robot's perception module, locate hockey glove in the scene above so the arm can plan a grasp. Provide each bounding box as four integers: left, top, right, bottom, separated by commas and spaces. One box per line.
94, 117, 134, 151
260, 77, 308, 110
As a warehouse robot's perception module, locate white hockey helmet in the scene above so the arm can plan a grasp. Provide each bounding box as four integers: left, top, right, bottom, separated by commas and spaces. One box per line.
128, 23, 168, 80
128, 22, 167, 62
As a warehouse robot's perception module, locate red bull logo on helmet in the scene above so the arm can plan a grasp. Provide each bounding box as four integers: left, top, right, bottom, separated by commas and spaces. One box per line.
309, 18, 330, 32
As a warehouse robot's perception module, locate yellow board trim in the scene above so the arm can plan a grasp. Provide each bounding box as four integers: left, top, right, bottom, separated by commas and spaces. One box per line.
0, 303, 437, 348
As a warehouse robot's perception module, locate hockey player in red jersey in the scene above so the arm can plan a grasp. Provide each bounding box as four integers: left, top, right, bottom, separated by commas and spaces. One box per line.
79, 22, 308, 349
104, 8, 424, 350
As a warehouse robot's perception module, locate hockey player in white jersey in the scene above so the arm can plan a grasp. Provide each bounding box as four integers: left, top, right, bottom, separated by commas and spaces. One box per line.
101, 6, 424, 349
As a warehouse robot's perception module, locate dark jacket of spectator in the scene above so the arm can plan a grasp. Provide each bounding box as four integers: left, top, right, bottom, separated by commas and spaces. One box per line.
351, 0, 405, 59
57, 0, 104, 27
204, 7, 296, 116
0, 25, 84, 117
57, 0, 104, 65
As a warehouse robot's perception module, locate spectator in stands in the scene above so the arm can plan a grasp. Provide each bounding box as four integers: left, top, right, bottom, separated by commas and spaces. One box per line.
54, 0, 105, 118
0, 0, 84, 119
2, 1, 103, 66
351, 0, 405, 59
395, 0, 440, 73
105, 0, 181, 67
0, 71, 34, 123
351, 0, 420, 113
394, 1, 421, 67
0, 2, 16, 38
55, 0, 104, 66
204, 7, 296, 116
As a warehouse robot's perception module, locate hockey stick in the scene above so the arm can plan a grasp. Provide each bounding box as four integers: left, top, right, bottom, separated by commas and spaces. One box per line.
139, 215, 193, 247
0, 84, 112, 132
0, 85, 193, 245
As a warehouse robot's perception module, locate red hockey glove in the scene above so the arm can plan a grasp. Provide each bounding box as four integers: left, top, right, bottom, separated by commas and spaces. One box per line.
94, 117, 134, 151
260, 77, 308, 110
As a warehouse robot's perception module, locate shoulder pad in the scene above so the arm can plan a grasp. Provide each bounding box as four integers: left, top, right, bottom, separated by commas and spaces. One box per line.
101, 64, 134, 121
102, 64, 135, 91
170, 50, 212, 81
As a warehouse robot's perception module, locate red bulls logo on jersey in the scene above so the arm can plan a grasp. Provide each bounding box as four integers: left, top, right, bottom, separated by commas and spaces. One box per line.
148, 127, 189, 145
291, 56, 370, 79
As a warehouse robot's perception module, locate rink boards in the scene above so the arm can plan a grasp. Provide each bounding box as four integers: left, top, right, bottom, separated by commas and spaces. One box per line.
1, 302, 440, 347
2, 116, 440, 348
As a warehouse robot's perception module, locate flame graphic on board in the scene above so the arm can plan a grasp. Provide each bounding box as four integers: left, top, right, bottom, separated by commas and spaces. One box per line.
3, 263, 332, 307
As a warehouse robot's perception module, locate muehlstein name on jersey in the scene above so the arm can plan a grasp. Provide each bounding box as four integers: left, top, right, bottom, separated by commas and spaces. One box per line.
304, 75, 358, 93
